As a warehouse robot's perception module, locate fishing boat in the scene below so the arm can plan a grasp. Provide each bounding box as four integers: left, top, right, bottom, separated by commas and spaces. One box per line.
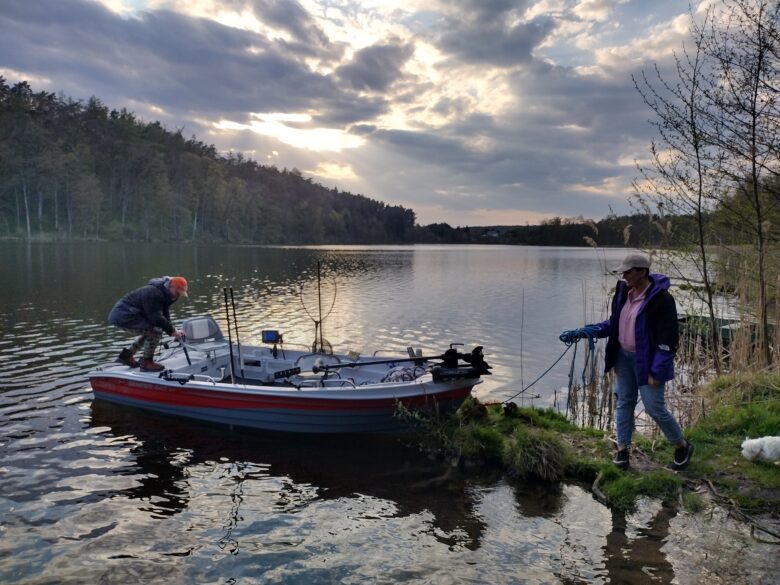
89, 314, 491, 433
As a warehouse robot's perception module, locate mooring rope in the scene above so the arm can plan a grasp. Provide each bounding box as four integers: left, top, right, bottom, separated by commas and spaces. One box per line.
502, 343, 574, 404
503, 327, 600, 405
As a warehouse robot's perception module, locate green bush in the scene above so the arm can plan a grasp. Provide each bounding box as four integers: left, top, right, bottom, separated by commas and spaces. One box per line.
707, 372, 780, 402
502, 404, 576, 431
456, 396, 488, 424
566, 458, 601, 482
696, 403, 780, 438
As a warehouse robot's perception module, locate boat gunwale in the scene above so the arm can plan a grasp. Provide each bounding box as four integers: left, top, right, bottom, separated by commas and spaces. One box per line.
88, 368, 482, 400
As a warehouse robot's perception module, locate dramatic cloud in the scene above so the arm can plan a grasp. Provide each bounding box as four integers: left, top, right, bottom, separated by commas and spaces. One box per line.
0, 0, 697, 225
336, 39, 415, 92
438, 15, 557, 67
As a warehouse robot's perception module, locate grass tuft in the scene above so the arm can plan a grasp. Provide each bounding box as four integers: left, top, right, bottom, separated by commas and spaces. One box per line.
681, 491, 706, 513
504, 427, 570, 483
456, 423, 506, 464
599, 469, 683, 513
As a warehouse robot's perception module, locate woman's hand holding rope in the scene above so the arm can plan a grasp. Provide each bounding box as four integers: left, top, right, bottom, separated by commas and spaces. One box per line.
559, 324, 600, 348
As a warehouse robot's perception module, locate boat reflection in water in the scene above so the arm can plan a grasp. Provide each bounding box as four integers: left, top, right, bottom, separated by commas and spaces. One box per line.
88, 399, 488, 551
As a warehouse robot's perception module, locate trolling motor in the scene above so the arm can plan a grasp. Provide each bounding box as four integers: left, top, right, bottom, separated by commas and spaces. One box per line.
432, 345, 492, 382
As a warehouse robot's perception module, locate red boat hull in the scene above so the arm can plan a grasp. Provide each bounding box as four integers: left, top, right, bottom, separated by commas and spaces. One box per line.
90, 374, 475, 433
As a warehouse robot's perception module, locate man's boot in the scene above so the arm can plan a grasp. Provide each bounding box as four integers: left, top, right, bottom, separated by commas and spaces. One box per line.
139, 357, 164, 372
116, 348, 139, 368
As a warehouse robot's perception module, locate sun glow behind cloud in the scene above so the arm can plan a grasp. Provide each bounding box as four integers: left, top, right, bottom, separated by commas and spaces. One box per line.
568, 176, 627, 197
308, 162, 358, 181
0, 67, 51, 86
214, 113, 365, 152
413, 204, 554, 227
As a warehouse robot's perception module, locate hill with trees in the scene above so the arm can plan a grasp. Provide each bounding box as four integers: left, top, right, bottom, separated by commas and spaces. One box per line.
0, 79, 417, 244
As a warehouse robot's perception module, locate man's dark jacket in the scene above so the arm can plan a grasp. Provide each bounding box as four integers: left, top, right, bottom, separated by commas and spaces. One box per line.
108, 277, 176, 334
592, 273, 679, 385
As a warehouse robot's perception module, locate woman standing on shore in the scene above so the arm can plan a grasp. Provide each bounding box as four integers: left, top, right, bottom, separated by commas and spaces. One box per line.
567, 253, 694, 470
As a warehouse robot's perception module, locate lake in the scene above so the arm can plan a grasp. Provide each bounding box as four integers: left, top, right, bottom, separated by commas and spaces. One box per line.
0, 242, 769, 584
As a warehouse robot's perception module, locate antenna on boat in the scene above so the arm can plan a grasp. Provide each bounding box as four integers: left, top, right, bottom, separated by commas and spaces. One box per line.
223, 287, 235, 383
229, 287, 245, 381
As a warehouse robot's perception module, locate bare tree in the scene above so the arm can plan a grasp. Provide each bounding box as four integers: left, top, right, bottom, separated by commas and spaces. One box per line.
706, 0, 780, 365
633, 6, 724, 368
636, 0, 780, 367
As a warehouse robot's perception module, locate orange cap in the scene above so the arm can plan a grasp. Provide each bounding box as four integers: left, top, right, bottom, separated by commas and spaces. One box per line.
169, 276, 188, 296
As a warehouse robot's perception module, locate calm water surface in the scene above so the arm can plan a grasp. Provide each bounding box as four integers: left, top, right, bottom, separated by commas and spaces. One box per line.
1, 242, 760, 584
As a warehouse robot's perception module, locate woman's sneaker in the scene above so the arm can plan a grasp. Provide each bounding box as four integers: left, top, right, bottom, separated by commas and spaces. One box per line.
612, 448, 630, 470
672, 441, 694, 470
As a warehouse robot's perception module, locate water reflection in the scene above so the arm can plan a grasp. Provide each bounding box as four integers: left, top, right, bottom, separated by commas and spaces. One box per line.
603, 504, 676, 584
83, 402, 679, 584
88, 400, 488, 550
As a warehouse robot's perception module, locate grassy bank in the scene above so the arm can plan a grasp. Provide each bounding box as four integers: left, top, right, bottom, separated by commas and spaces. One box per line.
402, 385, 779, 515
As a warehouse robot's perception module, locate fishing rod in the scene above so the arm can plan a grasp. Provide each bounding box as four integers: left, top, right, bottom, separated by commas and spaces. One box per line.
311, 354, 439, 373
229, 287, 245, 380
223, 287, 235, 384
310, 346, 491, 374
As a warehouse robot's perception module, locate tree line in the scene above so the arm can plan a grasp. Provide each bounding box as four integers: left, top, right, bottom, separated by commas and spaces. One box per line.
0, 79, 417, 244
418, 214, 713, 247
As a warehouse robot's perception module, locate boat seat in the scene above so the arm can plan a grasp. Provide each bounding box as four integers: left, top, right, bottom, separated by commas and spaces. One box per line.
181, 316, 228, 352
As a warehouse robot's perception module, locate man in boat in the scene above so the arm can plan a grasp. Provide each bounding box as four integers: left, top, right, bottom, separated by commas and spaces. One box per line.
108, 276, 188, 372
562, 253, 693, 471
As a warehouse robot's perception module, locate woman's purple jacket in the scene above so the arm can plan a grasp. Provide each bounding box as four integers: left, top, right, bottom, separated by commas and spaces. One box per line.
590, 273, 679, 385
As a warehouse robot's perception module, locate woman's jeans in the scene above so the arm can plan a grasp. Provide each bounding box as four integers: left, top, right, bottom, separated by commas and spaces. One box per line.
614, 349, 683, 449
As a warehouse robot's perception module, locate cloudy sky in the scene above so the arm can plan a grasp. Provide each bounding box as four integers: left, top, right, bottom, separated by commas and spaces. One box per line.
0, 0, 703, 225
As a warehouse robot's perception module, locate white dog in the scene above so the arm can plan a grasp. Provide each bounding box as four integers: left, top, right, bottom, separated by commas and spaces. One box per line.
741, 436, 780, 462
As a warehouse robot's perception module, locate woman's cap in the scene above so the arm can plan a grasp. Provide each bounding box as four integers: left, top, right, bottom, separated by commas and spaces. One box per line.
615, 253, 651, 273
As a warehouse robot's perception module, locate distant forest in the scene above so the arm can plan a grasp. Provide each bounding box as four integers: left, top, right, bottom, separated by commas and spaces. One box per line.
1, 79, 682, 247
